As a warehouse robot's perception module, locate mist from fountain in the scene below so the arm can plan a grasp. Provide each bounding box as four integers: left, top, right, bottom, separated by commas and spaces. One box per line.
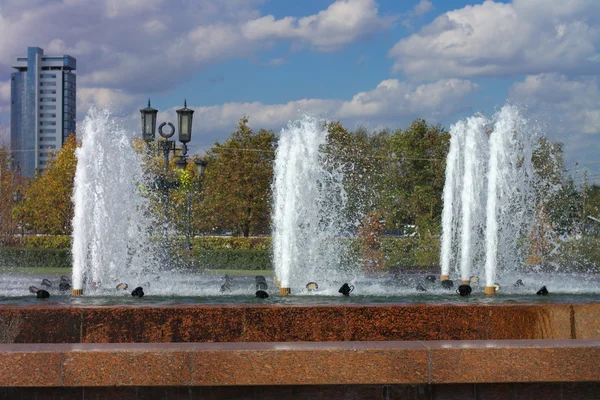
272, 116, 356, 292
440, 105, 536, 286
71, 108, 157, 293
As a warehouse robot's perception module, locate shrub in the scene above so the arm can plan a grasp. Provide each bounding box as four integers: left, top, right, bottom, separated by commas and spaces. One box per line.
0, 247, 72, 269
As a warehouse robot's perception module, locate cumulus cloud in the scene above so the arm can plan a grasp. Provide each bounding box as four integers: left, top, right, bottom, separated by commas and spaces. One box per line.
509, 73, 600, 177
242, 0, 395, 51
78, 88, 142, 113
389, 0, 600, 79
0, 80, 10, 103
0, 0, 394, 102
414, 0, 433, 16
135, 77, 477, 148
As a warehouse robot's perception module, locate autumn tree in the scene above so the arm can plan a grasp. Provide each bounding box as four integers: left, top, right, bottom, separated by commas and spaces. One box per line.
198, 117, 276, 237
0, 146, 21, 240
16, 134, 78, 234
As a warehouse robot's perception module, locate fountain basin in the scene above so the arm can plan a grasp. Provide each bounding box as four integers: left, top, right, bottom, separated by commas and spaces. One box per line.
1, 303, 599, 343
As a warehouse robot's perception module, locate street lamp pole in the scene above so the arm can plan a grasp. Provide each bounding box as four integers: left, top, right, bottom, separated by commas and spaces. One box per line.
140, 99, 196, 249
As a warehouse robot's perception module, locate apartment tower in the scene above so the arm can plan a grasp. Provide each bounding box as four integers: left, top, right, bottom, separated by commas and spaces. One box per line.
11, 47, 76, 177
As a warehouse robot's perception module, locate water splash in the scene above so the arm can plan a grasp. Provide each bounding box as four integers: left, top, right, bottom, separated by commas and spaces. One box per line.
71, 108, 157, 293
440, 105, 536, 286
272, 116, 356, 291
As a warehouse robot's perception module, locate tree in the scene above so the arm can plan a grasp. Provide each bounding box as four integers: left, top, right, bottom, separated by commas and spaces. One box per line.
322, 122, 390, 229
16, 135, 77, 234
0, 146, 21, 240
198, 117, 277, 237
383, 119, 450, 232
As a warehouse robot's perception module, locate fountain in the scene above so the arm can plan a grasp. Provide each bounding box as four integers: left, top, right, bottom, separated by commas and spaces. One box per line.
440, 105, 538, 294
272, 116, 357, 295
1, 105, 599, 397
71, 108, 157, 295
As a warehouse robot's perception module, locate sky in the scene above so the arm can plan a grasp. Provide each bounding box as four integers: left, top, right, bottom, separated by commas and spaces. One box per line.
0, 0, 598, 183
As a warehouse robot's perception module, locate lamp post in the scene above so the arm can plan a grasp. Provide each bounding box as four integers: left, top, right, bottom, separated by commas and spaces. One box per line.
140, 99, 195, 245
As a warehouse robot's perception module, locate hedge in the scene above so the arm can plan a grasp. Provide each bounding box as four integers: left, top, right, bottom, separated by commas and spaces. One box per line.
196, 249, 271, 270
0, 247, 72, 269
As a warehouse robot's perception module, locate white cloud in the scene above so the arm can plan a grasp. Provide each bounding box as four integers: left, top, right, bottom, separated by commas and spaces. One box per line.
510, 73, 600, 135
389, 0, 600, 79
242, 0, 396, 51
414, 0, 433, 16
0, 0, 394, 109
0, 80, 10, 103
509, 73, 600, 177
78, 88, 141, 112
136, 77, 477, 147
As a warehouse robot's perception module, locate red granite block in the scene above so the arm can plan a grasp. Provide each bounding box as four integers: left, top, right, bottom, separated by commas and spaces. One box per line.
442, 306, 490, 340
573, 304, 600, 339
81, 306, 244, 343
429, 341, 600, 383
191, 343, 429, 385
244, 306, 346, 342
0, 351, 62, 386
62, 349, 192, 386
0, 307, 81, 343
346, 305, 446, 341
487, 305, 571, 340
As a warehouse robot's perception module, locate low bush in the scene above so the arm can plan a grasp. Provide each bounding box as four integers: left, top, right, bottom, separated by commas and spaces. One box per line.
196, 249, 271, 270
0, 247, 72, 269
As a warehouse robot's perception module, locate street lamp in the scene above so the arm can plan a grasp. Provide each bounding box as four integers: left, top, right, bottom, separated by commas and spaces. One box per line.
140, 99, 195, 245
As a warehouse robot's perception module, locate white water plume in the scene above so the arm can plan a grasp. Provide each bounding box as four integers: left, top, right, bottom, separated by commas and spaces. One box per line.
272, 116, 355, 291
71, 108, 157, 293
440, 105, 536, 286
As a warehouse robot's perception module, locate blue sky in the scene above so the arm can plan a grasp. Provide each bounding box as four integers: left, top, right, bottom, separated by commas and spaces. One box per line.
0, 0, 598, 182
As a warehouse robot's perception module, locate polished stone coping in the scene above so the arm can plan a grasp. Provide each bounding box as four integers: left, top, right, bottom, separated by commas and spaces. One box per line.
1, 303, 599, 343
0, 340, 599, 386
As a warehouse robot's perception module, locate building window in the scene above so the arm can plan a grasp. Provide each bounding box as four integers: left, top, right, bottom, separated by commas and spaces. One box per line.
40, 90, 56, 95
40, 81, 56, 86
40, 121, 56, 126
40, 137, 57, 142
40, 145, 56, 150
40, 98, 57, 102
40, 74, 56, 79
40, 129, 57, 134
40, 113, 57, 118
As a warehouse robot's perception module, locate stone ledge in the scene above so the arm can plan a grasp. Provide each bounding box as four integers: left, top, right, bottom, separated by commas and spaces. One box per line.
1, 303, 593, 343
0, 340, 599, 387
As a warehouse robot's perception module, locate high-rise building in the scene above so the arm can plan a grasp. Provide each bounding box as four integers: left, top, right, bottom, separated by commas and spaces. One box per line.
11, 47, 76, 177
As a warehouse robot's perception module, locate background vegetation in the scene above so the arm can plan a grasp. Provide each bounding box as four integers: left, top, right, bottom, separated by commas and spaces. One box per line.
1, 117, 599, 271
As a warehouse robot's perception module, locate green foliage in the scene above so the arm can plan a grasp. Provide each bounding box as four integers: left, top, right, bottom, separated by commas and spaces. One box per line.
0, 247, 72, 269
18, 235, 72, 249
545, 238, 600, 273
191, 236, 271, 250
199, 117, 277, 237
382, 120, 449, 232
196, 249, 272, 270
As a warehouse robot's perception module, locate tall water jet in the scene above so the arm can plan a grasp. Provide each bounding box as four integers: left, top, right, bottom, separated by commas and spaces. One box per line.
483, 106, 535, 290
440, 105, 536, 291
272, 116, 352, 294
458, 116, 488, 283
71, 108, 156, 295
440, 125, 463, 280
